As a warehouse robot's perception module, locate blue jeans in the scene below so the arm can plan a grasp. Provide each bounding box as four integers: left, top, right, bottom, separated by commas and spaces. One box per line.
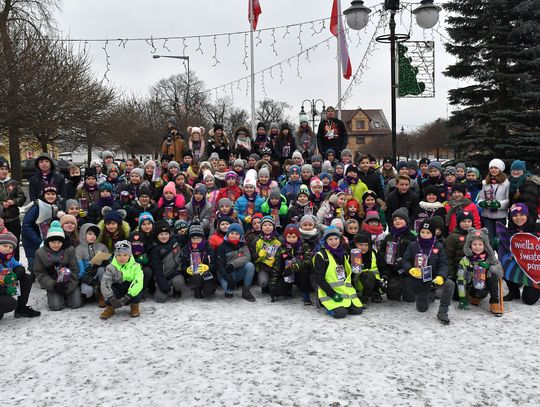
219, 262, 255, 294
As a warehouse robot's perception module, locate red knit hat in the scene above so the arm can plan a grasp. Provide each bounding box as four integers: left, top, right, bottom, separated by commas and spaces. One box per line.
284, 224, 301, 239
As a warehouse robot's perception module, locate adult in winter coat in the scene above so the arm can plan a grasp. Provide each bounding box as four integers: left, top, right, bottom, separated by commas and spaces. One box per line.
161, 126, 186, 162
295, 121, 317, 159
316, 106, 348, 159
207, 124, 230, 161
0, 157, 27, 260
28, 153, 66, 202
477, 158, 510, 241
497, 203, 540, 305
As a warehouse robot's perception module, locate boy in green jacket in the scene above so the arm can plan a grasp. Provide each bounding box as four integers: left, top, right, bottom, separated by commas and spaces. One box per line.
100, 240, 143, 319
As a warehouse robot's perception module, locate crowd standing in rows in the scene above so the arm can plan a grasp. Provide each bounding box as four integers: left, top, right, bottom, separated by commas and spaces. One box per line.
1, 108, 539, 324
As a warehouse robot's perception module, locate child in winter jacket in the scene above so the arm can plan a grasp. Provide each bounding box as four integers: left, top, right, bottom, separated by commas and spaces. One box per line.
416, 185, 447, 234
280, 165, 303, 203
444, 183, 481, 233
456, 228, 504, 316
254, 216, 282, 294
34, 221, 82, 311
317, 191, 346, 229
361, 191, 387, 229
74, 167, 100, 206
158, 181, 186, 224
403, 218, 455, 325
256, 167, 278, 200
309, 177, 326, 211
100, 240, 143, 319
235, 170, 265, 231
351, 231, 382, 304
299, 215, 321, 250
98, 208, 130, 253
261, 188, 288, 230
186, 183, 213, 235
271, 224, 314, 304
148, 221, 183, 303
444, 211, 475, 283
76, 223, 110, 306
287, 185, 316, 224
182, 223, 216, 299
216, 171, 243, 204
215, 224, 256, 301
361, 211, 386, 251
313, 227, 364, 319
377, 208, 417, 302
0, 162, 27, 260
465, 167, 482, 203
0, 232, 40, 318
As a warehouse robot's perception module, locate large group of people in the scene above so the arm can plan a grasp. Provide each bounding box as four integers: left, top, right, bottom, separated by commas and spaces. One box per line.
0, 109, 539, 324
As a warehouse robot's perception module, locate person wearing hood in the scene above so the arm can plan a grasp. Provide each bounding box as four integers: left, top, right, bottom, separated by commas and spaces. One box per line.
377, 207, 417, 302
75, 223, 110, 307
181, 223, 216, 299
403, 218, 454, 325
207, 123, 230, 161
455, 228, 504, 315
186, 183, 213, 235
215, 223, 256, 302
295, 120, 316, 159
496, 203, 540, 305
233, 125, 252, 159
313, 227, 364, 318
0, 157, 27, 260
33, 221, 82, 311
64, 164, 82, 200
22, 185, 60, 272
29, 153, 66, 202
161, 125, 186, 163
316, 106, 348, 160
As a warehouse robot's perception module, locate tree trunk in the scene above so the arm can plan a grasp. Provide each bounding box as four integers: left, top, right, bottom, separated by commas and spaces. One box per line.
40, 139, 48, 153
86, 130, 93, 166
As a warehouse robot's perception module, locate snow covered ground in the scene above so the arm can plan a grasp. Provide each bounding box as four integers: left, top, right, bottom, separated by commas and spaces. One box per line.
2, 275, 539, 407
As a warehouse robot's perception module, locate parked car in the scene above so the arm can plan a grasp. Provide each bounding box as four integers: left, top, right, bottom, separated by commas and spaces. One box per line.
21, 158, 71, 181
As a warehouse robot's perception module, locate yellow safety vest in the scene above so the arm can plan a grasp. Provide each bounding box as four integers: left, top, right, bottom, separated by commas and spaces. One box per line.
315, 249, 363, 311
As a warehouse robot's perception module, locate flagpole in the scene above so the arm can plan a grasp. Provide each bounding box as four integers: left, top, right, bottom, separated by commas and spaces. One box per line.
336, 0, 342, 120
249, 2, 257, 140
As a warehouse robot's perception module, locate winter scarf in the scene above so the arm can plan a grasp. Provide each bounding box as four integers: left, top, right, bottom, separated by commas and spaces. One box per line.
363, 222, 383, 236
390, 226, 410, 239
83, 182, 98, 193
98, 196, 114, 207
324, 242, 345, 264
446, 197, 472, 226
418, 236, 436, 253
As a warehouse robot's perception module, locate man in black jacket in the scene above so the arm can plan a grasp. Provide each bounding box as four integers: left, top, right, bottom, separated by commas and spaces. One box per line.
316, 106, 348, 159
28, 153, 65, 202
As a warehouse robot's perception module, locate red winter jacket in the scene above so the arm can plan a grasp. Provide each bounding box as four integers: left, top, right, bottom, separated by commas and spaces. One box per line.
445, 202, 481, 233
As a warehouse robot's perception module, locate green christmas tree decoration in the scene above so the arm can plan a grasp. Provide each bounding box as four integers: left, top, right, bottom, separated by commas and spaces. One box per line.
398, 44, 426, 97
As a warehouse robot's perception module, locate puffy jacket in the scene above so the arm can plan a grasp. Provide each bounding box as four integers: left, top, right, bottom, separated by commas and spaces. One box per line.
28, 153, 66, 201
477, 180, 510, 219
403, 240, 449, 280
254, 236, 282, 267
34, 245, 79, 294
101, 256, 143, 299
215, 240, 251, 277
280, 179, 303, 203
21, 200, 58, 259
234, 194, 265, 223
148, 236, 183, 293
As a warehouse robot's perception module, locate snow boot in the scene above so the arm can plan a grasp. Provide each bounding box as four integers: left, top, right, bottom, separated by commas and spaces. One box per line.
468, 295, 481, 306
271, 295, 278, 303
437, 306, 450, 325
490, 301, 503, 317
14, 305, 41, 318
302, 292, 312, 306
173, 290, 182, 299
98, 294, 106, 308
193, 287, 203, 299
242, 286, 256, 302
224, 292, 234, 299
371, 292, 382, 303
100, 306, 115, 320
261, 286, 270, 295
130, 303, 140, 318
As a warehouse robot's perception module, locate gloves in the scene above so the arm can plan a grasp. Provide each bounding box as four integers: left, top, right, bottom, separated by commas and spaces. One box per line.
478, 261, 490, 269
409, 267, 422, 279
119, 295, 132, 306
433, 276, 444, 286
335, 208, 343, 217
2, 272, 17, 285
54, 282, 67, 294
379, 276, 388, 291
492, 237, 499, 250
107, 296, 123, 309
479, 201, 489, 209
6, 286, 18, 296
226, 264, 235, 273
458, 297, 469, 310
136, 254, 148, 265
332, 293, 343, 302
244, 216, 252, 224
490, 200, 501, 209
258, 249, 268, 259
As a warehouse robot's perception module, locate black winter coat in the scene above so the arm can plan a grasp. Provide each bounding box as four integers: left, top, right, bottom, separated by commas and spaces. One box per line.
386, 190, 420, 223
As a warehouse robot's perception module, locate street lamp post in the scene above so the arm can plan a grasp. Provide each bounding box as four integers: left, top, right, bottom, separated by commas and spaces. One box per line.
299, 99, 326, 134
153, 55, 190, 113
344, 0, 441, 163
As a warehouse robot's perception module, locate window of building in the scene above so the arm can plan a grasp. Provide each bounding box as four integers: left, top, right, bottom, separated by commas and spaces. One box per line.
356, 136, 366, 145
373, 121, 380, 128
355, 120, 365, 130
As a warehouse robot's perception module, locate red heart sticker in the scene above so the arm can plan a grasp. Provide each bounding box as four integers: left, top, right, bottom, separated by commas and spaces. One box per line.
459, 236, 465, 241
433, 248, 439, 254
510, 233, 540, 284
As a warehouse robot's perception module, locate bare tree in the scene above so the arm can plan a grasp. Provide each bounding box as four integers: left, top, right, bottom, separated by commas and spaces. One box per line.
256, 98, 290, 125
228, 107, 250, 134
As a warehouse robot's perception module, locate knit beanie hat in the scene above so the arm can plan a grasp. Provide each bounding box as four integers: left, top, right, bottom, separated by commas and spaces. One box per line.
233, 159, 244, 168
299, 214, 317, 228
243, 169, 258, 188
422, 185, 439, 199
258, 167, 270, 179
419, 218, 437, 235
301, 164, 313, 174
99, 182, 113, 193
364, 211, 380, 223
174, 220, 189, 232
188, 223, 205, 239
269, 187, 281, 200
60, 214, 77, 227
209, 152, 220, 161
510, 203, 529, 217
341, 148, 353, 158
397, 161, 408, 171
323, 226, 341, 241
407, 160, 419, 170
392, 207, 410, 224
154, 220, 172, 236
362, 190, 378, 201
289, 165, 301, 176
138, 185, 152, 197
419, 157, 430, 166
292, 150, 303, 160
444, 166, 457, 177
203, 170, 214, 181
45, 220, 65, 243
194, 183, 208, 195
249, 153, 261, 162
284, 224, 301, 239
84, 167, 97, 179
261, 215, 275, 228
489, 158, 505, 172
353, 230, 371, 245
101, 150, 114, 159
138, 212, 155, 226
65, 199, 80, 210
226, 223, 244, 238
225, 171, 238, 180
0, 231, 18, 248
213, 123, 224, 132
466, 167, 480, 179
310, 177, 323, 188
319, 172, 332, 182
130, 168, 144, 178
451, 183, 467, 195
510, 160, 526, 172
431, 216, 445, 233
455, 162, 467, 171
144, 160, 156, 170
168, 161, 181, 171
311, 155, 322, 164
427, 161, 442, 172
107, 163, 119, 174
103, 208, 126, 224
456, 210, 474, 224
297, 184, 310, 199
218, 198, 233, 208
256, 122, 266, 131
321, 161, 334, 174
114, 240, 132, 256
163, 181, 177, 196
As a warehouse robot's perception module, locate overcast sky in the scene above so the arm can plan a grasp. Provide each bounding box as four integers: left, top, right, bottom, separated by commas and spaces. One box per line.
55, 0, 456, 131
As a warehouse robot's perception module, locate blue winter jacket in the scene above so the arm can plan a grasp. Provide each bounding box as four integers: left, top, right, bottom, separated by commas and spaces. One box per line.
281, 179, 303, 203
21, 205, 42, 259
234, 194, 265, 222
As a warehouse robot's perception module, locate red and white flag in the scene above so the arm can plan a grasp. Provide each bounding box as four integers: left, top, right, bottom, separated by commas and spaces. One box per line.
330, 0, 352, 80
248, 0, 262, 30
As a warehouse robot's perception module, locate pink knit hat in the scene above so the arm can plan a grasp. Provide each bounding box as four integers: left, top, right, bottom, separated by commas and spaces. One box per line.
163, 181, 177, 196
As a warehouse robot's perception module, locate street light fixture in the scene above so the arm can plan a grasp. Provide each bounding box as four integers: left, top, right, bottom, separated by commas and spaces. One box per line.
344, 0, 441, 163
153, 55, 191, 113
299, 99, 326, 133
